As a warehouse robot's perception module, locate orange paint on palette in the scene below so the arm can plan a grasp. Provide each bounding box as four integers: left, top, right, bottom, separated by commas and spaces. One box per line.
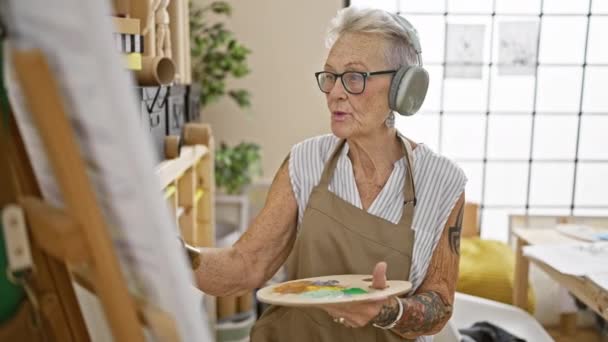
273, 281, 314, 294
305, 285, 345, 292
273, 280, 348, 295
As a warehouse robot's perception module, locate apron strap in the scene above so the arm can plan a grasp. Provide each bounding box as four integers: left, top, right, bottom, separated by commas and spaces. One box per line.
398, 135, 417, 228
400, 136, 416, 204
318, 139, 347, 187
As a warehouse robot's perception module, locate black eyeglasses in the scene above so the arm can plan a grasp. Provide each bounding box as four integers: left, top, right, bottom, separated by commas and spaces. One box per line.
314, 70, 396, 95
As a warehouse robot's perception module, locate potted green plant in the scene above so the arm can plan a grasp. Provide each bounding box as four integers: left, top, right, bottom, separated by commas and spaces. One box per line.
189, 1, 252, 109
215, 142, 261, 195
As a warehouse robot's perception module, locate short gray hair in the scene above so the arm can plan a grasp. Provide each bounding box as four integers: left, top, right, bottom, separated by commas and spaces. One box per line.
326, 7, 419, 68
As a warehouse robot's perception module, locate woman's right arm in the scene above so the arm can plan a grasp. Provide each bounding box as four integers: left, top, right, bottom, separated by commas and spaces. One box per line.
194, 156, 298, 297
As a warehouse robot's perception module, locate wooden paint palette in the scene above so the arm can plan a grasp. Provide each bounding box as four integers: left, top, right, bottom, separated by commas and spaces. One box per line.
256, 275, 412, 307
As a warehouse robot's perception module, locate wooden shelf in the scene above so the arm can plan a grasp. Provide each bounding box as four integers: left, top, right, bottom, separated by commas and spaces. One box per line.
156, 145, 208, 189
156, 124, 218, 334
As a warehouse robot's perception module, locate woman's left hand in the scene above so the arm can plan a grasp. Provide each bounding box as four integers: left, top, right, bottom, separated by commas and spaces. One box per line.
321, 261, 393, 328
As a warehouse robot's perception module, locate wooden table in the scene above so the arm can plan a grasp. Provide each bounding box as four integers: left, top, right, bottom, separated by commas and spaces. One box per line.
512, 228, 608, 322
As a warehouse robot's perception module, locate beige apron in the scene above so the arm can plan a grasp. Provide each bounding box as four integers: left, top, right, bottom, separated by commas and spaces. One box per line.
251, 137, 417, 342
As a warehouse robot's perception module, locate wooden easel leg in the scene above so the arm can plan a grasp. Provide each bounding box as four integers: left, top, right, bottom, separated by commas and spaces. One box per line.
12, 49, 144, 342
0, 302, 44, 341
1, 99, 89, 341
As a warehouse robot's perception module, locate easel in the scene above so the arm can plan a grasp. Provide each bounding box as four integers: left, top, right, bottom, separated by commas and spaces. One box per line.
0, 100, 90, 341
0, 48, 215, 341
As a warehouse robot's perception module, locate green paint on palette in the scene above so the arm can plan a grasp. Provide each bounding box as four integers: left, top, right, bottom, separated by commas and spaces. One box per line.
342, 288, 368, 295
300, 289, 344, 299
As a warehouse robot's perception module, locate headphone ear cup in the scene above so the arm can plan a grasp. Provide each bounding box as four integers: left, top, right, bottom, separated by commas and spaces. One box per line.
389, 65, 429, 116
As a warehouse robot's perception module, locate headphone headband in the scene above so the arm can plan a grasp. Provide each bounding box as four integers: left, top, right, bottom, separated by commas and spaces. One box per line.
390, 13, 423, 66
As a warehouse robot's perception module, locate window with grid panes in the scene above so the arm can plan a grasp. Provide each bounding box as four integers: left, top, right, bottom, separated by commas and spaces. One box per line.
347, 0, 608, 241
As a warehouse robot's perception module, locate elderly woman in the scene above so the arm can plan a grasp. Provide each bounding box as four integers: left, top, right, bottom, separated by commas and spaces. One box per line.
195, 7, 467, 341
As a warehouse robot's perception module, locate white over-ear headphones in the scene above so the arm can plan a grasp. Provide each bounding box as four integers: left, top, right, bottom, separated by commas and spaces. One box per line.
388, 13, 429, 116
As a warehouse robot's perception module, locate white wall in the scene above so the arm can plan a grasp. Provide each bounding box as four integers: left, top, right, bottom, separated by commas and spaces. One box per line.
194, 0, 344, 180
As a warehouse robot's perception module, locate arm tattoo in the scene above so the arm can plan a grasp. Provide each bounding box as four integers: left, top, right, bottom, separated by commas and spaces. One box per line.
372, 292, 452, 333
394, 292, 452, 334
448, 206, 464, 255
448, 226, 461, 255
372, 297, 400, 327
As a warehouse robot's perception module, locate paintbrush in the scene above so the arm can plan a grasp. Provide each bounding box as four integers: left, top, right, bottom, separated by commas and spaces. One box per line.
178, 237, 202, 270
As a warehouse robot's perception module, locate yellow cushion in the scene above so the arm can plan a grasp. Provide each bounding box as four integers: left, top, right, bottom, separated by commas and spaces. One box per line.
457, 237, 535, 313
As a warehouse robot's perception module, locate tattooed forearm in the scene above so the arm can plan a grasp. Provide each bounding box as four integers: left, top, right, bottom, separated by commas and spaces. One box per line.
372, 297, 400, 327
371, 292, 452, 333
397, 292, 452, 333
